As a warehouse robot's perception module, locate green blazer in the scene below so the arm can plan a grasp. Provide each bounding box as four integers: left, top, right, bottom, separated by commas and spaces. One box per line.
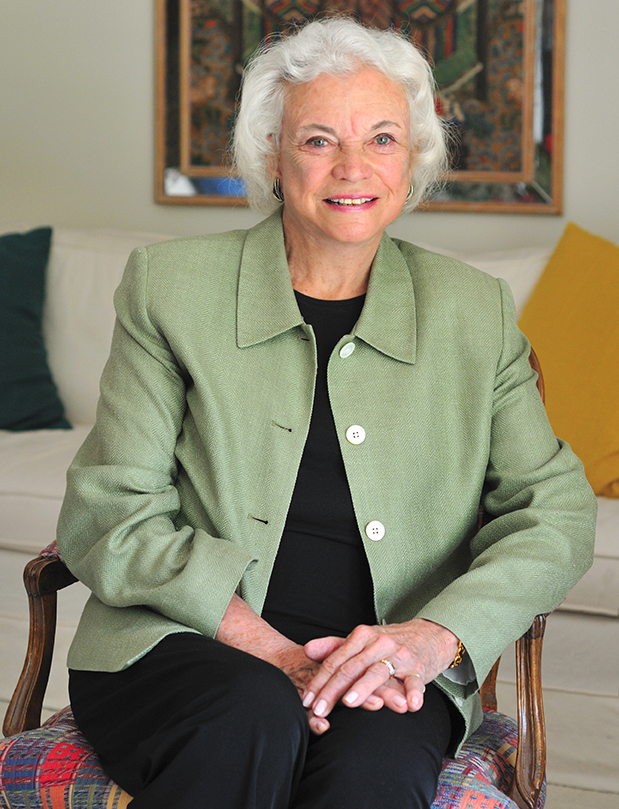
57, 211, 596, 747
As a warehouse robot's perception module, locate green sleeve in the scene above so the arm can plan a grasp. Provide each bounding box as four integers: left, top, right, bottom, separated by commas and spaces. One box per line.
57, 246, 257, 639
418, 278, 597, 686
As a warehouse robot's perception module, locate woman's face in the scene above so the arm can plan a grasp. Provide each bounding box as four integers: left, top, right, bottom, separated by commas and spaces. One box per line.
275, 67, 414, 256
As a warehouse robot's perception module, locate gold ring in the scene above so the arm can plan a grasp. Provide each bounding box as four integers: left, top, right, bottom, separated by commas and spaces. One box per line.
408, 672, 425, 692
380, 658, 397, 677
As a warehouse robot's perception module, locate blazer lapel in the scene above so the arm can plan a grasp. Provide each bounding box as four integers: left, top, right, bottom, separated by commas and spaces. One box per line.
354, 234, 417, 365
237, 212, 303, 348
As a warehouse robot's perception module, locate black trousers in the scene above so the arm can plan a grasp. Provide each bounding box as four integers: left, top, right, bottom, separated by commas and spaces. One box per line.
70, 633, 452, 809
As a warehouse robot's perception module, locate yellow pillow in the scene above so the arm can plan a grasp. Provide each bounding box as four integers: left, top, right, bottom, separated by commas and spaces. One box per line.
519, 223, 619, 497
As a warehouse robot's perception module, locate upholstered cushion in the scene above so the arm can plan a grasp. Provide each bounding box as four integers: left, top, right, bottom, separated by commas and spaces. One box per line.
0, 228, 71, 432
0, 706, 543, 808
0, 707, 132, 808
519, 223, 619, 497
435, 710, 545, 808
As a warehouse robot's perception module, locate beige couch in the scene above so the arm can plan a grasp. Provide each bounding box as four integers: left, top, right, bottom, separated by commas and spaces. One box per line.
1, 225, 617, 720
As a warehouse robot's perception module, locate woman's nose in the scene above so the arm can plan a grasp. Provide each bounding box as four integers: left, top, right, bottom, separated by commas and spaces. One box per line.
332, 145, 372, 182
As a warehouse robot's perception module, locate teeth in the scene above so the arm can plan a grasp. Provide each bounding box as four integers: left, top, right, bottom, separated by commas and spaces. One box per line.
327, 197, 374, 205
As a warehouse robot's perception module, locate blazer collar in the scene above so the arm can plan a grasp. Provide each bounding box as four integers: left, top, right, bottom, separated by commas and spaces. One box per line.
237, 211, 417, 364
353, 235, 417, 365
237, 212, 303, 348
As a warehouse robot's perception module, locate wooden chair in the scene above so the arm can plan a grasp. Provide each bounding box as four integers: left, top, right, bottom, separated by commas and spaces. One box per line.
0, 351, 548, 809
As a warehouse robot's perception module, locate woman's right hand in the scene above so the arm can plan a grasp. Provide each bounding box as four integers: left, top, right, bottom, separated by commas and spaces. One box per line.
215, 595, 407, 735
215, 595, 330, 733
270, 643, 332, 733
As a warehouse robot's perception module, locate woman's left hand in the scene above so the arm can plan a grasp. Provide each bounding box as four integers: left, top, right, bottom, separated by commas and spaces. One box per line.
301, 618, 460, 720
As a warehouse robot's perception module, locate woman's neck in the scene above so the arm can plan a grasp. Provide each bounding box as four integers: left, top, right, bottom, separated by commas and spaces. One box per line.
289, 260, 371, 300
283, 218, 381, 301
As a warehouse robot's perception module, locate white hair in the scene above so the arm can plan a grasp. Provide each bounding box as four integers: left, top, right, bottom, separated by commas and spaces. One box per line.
231, 16, 448, 213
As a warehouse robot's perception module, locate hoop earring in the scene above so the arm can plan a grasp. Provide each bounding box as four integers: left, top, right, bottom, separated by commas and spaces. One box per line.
272, 178, 284, 203
405, 182, 414, 203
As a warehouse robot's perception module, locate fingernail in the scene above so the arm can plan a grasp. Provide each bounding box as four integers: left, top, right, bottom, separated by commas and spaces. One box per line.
411, 695, 422, 711
314, 699, 328, 717
393, 694, 407, 708
302, 691, 314, 708
343, 691, 358, 706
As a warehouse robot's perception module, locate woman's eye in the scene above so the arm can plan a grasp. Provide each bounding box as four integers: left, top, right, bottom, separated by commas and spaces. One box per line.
375, 134, 394, 146
307, 137, 328, 148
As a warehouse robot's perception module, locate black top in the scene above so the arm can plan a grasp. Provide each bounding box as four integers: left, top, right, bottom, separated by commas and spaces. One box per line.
261, 291, 376, 646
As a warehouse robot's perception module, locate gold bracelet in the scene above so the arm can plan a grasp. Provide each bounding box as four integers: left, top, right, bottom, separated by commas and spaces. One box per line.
448, 640, 466, 669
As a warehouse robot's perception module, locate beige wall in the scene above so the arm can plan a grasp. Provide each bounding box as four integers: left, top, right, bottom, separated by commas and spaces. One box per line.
1, 0, 617, 252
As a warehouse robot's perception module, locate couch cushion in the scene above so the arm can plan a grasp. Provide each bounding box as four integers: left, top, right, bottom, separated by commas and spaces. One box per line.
559, 496, 619, 617
0, 426, 91, 554
0, 228, 70, 432
42, 228, 174, 425
415, 243, 552, 317
519, 223, 619, 497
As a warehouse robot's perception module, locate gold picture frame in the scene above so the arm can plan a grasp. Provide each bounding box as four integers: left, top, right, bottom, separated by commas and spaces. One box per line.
155, 0, 565, 213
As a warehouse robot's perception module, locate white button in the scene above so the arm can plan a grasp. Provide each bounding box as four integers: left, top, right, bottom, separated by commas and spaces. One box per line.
365, 520, 385, 541
339, 341, 355, 358
345, 425, 366, 445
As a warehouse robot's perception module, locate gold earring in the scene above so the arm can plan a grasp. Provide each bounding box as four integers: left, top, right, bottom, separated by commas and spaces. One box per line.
405, 182, 414, 202
272, 178, 284, 203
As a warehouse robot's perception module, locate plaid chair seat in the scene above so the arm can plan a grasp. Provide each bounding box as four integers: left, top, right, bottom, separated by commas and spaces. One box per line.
1, 536, 548, 808
0, 704, 544, 809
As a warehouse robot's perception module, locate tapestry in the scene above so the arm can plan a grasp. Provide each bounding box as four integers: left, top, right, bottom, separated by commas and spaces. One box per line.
180, 0, 527, 177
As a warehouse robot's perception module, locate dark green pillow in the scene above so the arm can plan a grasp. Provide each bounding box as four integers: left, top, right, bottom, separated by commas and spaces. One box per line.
0, 227, 71, 430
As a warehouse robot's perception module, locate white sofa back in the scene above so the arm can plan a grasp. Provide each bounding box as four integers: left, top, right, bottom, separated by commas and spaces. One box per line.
41, 228, 175, 425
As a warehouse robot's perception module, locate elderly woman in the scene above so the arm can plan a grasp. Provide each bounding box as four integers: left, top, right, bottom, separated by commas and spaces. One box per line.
58, 16, 596, 809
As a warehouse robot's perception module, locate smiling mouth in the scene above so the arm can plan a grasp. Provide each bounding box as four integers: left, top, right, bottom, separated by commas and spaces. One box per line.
325, 197, 377, 206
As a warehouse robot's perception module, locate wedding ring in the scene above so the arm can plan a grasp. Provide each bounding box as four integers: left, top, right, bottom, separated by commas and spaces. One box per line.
380, 658, 397, 677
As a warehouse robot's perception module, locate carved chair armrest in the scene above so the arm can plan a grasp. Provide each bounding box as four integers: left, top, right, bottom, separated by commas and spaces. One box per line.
2, 555, 77, 737
480, 613, 548, 809
509, 613, 547, 809
504, 348, 547, 809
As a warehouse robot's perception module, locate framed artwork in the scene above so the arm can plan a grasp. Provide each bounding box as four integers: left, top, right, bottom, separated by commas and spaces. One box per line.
155, 0, 565, 212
